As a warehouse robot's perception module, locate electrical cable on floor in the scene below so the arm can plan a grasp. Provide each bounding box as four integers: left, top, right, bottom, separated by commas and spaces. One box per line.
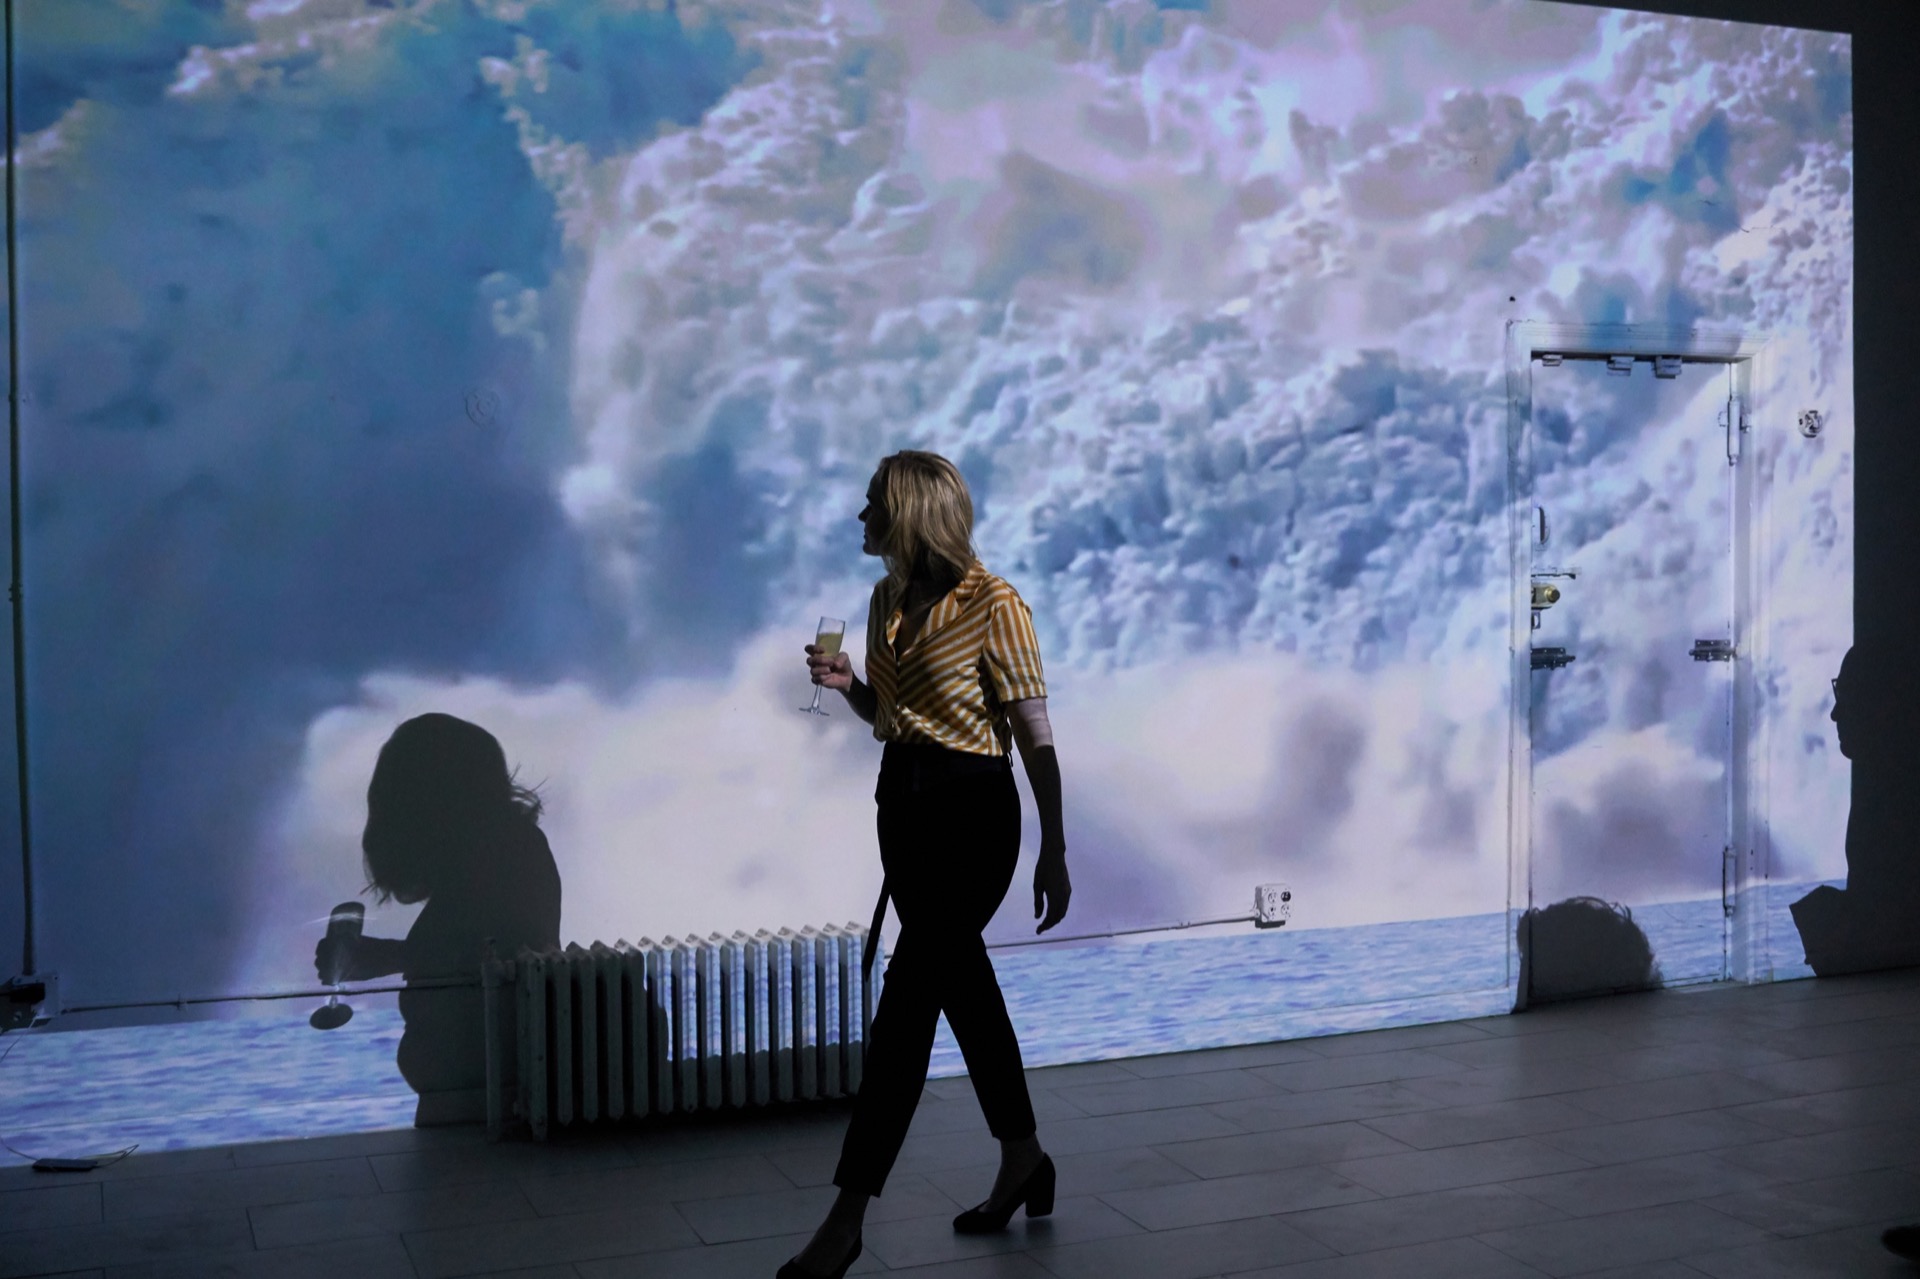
0, 1024, 139, 1172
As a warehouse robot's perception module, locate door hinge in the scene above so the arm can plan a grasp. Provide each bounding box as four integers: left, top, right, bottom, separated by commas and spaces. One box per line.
1720, 394, 1750, 465
1689, 639, 1736, 662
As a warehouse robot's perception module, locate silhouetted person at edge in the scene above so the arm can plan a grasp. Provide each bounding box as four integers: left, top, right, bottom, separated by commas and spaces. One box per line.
1514, 896, 1662, 1009
314, 713, 561, 1125
782, 451, 1072, 1279
1788, 649, 1920, 1264
1790, 646, 1920, 976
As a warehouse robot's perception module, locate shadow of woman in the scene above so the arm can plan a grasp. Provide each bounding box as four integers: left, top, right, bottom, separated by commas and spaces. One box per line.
315, 713, 561, 1125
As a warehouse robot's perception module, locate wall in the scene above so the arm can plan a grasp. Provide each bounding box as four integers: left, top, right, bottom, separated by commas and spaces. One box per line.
0, 0, 1892, 1068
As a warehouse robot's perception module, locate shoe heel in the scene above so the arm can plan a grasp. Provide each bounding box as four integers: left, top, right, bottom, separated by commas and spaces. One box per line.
1024, 1154, 1056, 1218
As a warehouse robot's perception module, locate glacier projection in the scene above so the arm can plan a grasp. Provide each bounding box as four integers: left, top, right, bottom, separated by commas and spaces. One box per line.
16, 0, 1849, 1060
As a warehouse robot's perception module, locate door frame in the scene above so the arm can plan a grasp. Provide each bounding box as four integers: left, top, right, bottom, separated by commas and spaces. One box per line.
1503, 322, 1773, 1008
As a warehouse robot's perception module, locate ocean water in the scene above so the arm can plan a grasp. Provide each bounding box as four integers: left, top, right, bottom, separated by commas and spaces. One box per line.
0, 885, 1827, 1165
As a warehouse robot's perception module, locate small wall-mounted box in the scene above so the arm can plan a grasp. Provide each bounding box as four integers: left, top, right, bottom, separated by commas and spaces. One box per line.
2, 973, 57, 1030
1255, 883, 1292, 928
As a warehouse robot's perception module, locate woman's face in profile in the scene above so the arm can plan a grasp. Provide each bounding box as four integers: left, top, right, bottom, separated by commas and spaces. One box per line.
859, 471, 888, 556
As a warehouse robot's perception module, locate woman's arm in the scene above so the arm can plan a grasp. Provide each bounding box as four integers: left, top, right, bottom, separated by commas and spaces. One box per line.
1007, 697, 1070, 933
806, 646, 878, 724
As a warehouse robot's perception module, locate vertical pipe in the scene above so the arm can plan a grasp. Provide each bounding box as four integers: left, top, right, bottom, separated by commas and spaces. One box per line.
482, 943, 503, 1141
5, 0, 36, 980
524, 952, 548, 1141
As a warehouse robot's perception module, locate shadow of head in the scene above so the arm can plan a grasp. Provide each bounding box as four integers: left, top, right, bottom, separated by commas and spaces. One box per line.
362, 712, 545, 905
1516, 895, 1662, 1008
1830, 645, 1916, 763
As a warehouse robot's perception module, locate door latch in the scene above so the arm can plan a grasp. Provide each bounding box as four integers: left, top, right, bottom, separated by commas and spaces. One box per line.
1531, 647, 1575, 670
1689, 639, 1735, 662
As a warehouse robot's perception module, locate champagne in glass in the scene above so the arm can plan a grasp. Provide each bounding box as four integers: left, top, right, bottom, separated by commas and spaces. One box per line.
802, 616, 847, 715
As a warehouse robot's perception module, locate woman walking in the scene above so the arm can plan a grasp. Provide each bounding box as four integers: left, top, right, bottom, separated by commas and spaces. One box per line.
782, 451, 1071, 1279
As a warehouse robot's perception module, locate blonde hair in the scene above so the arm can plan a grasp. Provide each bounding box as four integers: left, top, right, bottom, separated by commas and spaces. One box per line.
875, 450, 976, 599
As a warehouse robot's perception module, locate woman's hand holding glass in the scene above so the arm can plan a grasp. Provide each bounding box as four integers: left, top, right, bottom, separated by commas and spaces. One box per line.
806, 622, 880, 725
805, 643, 854, 696
802, 617, 849, 714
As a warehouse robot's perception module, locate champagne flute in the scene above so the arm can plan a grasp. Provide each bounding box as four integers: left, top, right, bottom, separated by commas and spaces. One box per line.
310, 901, 363, 1030
802, 616, 847, 715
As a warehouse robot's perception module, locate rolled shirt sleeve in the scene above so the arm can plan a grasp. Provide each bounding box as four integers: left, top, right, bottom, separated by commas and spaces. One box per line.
983, 591, 1047, 705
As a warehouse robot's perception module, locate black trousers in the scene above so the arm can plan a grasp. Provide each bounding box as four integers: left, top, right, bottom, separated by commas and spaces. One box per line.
832, 743, 1038, 1197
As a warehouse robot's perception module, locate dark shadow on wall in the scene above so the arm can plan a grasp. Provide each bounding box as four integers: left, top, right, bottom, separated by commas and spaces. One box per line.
1791, 646, 1920, 976
17, 0, 743, 1009
313, 714, 560, 1125
1515, 896, 1663, 1008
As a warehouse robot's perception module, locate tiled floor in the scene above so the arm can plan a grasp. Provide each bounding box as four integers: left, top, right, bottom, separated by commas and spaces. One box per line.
4, 968, 1917, 1278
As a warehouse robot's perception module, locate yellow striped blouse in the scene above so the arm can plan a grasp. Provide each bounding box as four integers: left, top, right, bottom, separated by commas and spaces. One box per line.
864, 560, 1047, 757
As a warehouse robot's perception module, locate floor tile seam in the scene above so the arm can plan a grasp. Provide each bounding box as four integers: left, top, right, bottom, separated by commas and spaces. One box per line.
0, 1219, 262, 1279
1553, 1078, 1792, 1120
1644, 1207, 1912, 1269
1495, 1162, 1793, 1219
241, 1198, 271, 1253
1521, 1139, 1767, 1171
1228, 1244, 1559, 1275
1467, 1194, 1798, 1268
1350, 1105, 1603, 1148
0, 1179, 106, 1221
514, 1148, 806, 1197
1726, 1144, 1920, 1188
1761, 1042, 1920, 1069
1301, 1042, 1510, 1068
394, 1209, 681, 1276
1464, 1221, 1582, 1275
1732, 1110, 1920, 1151
1331, 1165, 1563, 1201
1263, 1224, 1563, 1271
1064, 1061, 1300, 1092
1526, 1110, 1787, 1159
1188, 1107, 1373, 1140
1078, 1183, 1281, 1233
1343, 1130, 1604, 1171
95, 1144, 387, 1206
1760, 1162, 1920, 1194
0, 1203, 257, 1250
1271, 1179, 1580, 1234
1493, 1174, 1605, 1218
481, 1177, 546, 1224
1723, 1111, 1885, 1141
1049, 1089, 1286, 1118
31, 1156, 242, 1187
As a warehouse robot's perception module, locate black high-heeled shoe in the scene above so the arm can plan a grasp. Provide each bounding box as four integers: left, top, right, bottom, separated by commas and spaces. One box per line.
952, 1153, 1055, 1234
775, 1232, 862, 1279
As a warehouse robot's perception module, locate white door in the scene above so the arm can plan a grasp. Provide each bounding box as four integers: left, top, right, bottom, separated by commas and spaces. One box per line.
1524, 352, 1741, 1000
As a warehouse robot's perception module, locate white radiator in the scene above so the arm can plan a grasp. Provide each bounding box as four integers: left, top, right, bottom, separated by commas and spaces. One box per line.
482, 924, 880, 1140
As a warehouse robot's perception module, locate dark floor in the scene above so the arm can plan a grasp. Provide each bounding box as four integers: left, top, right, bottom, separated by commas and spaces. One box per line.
3, 967, 1917, 1279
